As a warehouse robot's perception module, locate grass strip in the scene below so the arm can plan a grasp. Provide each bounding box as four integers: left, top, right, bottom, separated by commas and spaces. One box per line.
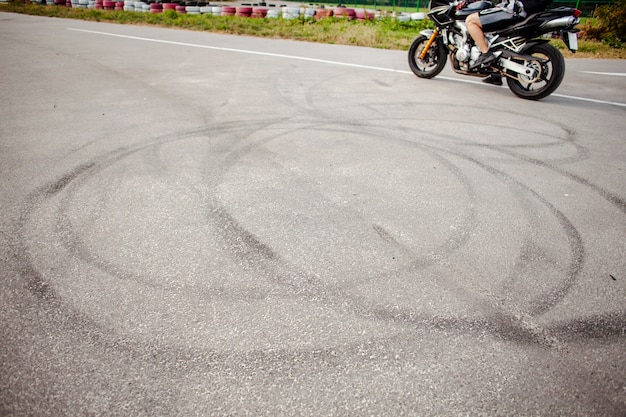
1, 2, 624, 58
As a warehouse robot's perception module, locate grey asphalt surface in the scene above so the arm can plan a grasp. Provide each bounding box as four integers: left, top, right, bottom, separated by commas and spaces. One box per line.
1, 11, 625, 417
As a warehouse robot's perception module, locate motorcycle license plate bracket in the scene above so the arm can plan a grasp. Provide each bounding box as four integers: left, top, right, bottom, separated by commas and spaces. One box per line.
562, 30, 578, 52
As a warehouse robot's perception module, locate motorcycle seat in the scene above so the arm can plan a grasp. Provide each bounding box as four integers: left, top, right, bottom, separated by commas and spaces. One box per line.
493, 12, 539, 35
455, 1, 495, 19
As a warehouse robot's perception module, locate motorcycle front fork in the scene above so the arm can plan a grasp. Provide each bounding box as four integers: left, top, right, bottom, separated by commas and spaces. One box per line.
419, 29, 440, 60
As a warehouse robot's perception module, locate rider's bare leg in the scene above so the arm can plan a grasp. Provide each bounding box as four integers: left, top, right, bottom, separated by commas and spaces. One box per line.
466, 13, 489, 53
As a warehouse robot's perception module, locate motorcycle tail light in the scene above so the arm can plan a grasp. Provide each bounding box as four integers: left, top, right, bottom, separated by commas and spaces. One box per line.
573, 9, 582, 17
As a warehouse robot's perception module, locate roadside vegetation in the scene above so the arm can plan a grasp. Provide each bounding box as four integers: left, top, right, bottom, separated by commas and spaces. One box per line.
1, 0, 625, 58
577, 0, 626, 50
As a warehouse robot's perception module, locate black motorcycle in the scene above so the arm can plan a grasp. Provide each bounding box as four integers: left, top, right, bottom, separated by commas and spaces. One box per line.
408, 0, 581, 100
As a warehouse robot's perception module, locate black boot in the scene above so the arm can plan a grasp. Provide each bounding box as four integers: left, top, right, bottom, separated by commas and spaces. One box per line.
471, 51, 496, 69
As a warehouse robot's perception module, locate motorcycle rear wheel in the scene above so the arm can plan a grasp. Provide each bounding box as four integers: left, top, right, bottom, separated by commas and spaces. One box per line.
408, 35, 447, 79
506, 43, 565, 100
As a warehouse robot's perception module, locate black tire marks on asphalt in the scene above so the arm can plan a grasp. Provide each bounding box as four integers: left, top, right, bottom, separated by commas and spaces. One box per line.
12, 116, 626, 359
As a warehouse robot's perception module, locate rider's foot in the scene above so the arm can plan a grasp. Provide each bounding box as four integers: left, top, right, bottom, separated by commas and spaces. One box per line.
471, 51, 496, 69
482, 74, 503, 86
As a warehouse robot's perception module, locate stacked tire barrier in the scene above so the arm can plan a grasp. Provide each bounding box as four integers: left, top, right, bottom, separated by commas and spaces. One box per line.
251, 7, 267, 17
220, 5, 235, 15
19, 1, 426, 21
280, 6, 299, 19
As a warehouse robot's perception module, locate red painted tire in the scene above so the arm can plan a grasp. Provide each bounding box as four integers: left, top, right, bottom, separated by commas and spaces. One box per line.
334, 7, 355, 19
236, 6, 252, 16
251, 7, 267, 17
221, 5, 235, 15
162, 2, 176, 9
314, 8, 333, 19
355, 9, 374, 20
175, 5, 186, 12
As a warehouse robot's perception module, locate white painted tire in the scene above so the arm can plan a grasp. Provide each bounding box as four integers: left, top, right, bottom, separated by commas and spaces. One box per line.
283, 6, 299, 15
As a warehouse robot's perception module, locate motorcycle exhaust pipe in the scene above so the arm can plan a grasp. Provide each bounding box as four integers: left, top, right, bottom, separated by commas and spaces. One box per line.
539, 16, 579, 31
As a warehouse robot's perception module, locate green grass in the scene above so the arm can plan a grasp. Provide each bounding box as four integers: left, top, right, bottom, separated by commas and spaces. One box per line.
1, 1, 624, 57
556, 38, 626, 59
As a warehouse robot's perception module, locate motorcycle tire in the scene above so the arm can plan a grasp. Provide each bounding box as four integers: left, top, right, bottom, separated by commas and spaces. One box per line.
408, 35, 447, 79
506, 43, 565, 100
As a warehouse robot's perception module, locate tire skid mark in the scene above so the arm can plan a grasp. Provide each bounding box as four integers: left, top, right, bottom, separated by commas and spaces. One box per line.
13, 117, 620, 357
472, 126, 591, 166
451, 114, 625, 214
418, 119, 590, 166
210, 201, 281, 267
272, 69, 348, 118
16, 122, 280, 297
372, 224, 398, 244
382, 122, 584, 316
43, 163, 96, 196
190, 205, 568, 348
69, 121, 280, 287
363, 144, 505, 320
547, 310, 626, 341
392, 117, 622, 319
486, 144, 626, 214
223, 120, 480, 265
444, 115, 625, 214
183, 118, 570, 347
205, 119, 579, 346
15, 162, 97, 301
56, 311, 624, 382
426, 144, 585, 317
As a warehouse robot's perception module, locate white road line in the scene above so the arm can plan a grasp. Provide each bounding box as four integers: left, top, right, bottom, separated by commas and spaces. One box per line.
581, 71, 626, 77
68, 28, 404, 73
551, 93, 626, 107
68, 28, 626, 108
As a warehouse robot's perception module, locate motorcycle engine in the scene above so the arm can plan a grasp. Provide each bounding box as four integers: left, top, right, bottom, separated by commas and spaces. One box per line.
450, 33, 470, 62
455, 45, 470, 62
469, 46, 481, 65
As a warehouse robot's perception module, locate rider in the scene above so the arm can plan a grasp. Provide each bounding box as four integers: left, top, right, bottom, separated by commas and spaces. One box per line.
465, 0, 528, 82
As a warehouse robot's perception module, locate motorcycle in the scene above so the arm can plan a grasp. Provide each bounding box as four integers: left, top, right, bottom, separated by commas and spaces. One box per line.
408, 0, 581, 100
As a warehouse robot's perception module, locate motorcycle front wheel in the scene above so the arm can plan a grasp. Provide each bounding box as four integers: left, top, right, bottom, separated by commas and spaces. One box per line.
506, 43, 565, 100
408, 35, 447, 79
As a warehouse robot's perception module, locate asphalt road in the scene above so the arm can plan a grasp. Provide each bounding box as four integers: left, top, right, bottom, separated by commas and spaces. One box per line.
1, 11, 625, 417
